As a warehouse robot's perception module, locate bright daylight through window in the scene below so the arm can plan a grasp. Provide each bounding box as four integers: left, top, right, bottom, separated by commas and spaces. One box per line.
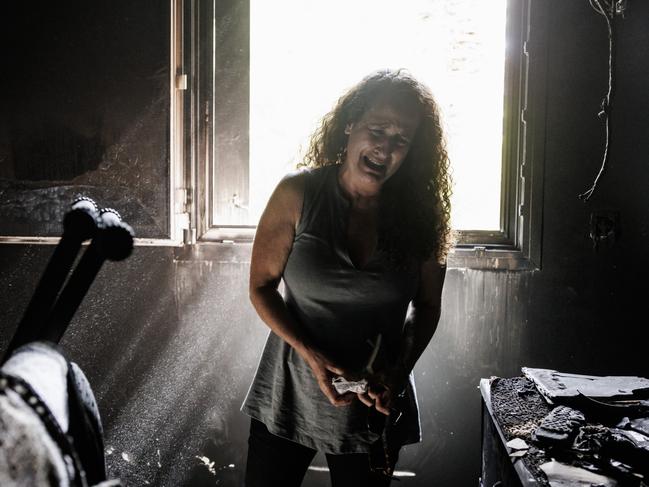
234, 0, 508, 231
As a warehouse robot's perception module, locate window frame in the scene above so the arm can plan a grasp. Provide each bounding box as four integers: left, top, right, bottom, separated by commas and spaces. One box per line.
450, 0, 548, 270
187, 0, 547, 270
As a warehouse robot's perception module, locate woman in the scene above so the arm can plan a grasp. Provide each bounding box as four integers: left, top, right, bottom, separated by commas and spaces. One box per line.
242, 69, 452, 487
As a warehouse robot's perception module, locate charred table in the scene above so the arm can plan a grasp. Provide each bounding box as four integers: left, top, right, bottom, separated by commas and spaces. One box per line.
480, 373, 649, 487
480, 377, 549, 487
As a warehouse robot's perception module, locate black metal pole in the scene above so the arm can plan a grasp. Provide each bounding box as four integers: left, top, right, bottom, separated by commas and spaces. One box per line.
41, 209, 134, 345
3, 198, 99, 362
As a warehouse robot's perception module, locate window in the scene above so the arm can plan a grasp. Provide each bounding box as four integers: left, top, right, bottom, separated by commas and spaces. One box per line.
183, 0, 547, 269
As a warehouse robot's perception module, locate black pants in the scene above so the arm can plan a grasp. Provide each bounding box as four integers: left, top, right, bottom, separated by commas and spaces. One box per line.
245, 419, 399, 487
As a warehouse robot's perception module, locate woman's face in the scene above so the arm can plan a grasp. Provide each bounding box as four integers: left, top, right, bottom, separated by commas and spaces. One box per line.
342, 93, 421, 194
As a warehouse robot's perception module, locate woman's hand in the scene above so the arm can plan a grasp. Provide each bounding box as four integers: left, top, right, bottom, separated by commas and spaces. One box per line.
357, 384, 391, 416
298, 345, 355, 407
357, 367, 408, 416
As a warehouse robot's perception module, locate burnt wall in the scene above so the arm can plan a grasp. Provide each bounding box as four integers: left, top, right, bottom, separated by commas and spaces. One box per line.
0, 0, 170, 238
1, 1, 649, 486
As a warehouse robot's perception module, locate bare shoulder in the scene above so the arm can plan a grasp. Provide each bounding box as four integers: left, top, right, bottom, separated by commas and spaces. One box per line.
251, 171, 308, 287
263, 171, 307, 228
415, 257, 447, 307
280, 170, 308, 190
277, 171, 307, 208
421, 257, 446, 278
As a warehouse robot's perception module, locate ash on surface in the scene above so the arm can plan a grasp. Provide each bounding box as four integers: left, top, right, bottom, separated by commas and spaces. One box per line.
491, 377, 551, 441
490, 377, 553, 485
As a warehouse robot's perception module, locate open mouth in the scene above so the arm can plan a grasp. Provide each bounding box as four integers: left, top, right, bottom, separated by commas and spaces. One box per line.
362, 156, 387, 176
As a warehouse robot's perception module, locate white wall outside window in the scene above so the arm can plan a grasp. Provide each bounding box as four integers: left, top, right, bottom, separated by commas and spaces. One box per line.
245, 0, 507, 231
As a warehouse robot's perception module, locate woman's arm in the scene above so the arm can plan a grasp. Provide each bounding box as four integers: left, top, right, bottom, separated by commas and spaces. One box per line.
393, 258, 447, 380
359, 258, 447, 415
249, 174, 354, 407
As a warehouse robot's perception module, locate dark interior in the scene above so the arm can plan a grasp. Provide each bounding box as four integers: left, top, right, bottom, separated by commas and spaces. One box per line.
1, 1, 648, 485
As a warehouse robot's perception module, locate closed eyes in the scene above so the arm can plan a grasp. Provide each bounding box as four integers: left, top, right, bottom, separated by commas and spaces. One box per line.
366, 125, 412, 149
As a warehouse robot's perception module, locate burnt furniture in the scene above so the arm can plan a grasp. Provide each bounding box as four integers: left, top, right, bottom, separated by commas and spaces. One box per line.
480, 372, 649, 487
480, 378, 541, 487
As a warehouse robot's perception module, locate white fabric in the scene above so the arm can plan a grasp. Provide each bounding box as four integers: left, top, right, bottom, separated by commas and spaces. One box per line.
0, 390, 69, 487
3, 342, 69, 432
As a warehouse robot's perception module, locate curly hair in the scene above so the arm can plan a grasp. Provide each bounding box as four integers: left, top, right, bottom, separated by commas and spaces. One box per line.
300, 69, 453, 265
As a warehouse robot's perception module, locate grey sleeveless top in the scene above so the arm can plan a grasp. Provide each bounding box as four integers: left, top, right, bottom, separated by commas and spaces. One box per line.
242, 164, 422, 454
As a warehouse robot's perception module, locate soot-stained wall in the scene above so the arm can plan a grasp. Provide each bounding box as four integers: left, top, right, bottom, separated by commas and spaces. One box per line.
0, 0, 170, 239
1, 1, 649, 486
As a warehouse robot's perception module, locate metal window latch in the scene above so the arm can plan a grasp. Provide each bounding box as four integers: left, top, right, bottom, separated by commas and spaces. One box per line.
174, 188, 194, 244
175, 74, 188, 90
183, 227, 196, 245
474, 246, 487, 258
